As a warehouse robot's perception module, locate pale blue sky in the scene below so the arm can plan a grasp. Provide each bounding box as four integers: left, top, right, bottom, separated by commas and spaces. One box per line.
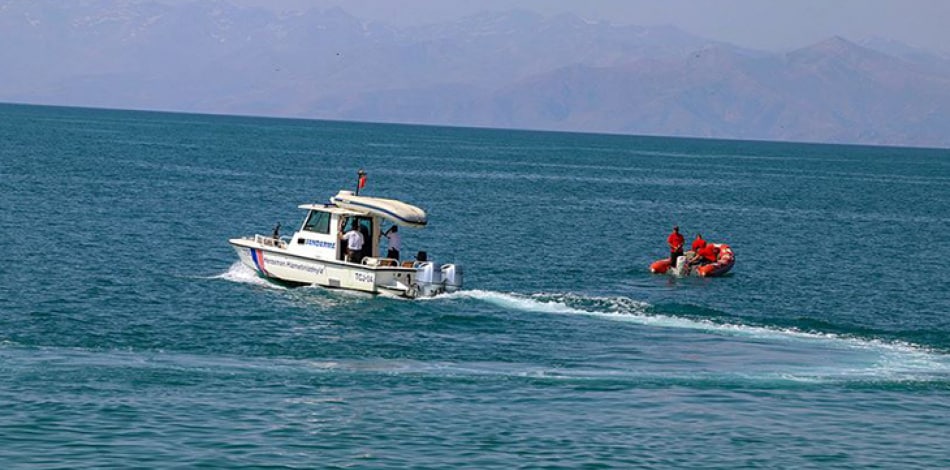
214, 0, 950, 52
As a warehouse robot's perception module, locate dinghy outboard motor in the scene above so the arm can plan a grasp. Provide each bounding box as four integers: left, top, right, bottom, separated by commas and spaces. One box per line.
441, 264, 463, 293
415, 261, 444, 296
672, 256, 689, 277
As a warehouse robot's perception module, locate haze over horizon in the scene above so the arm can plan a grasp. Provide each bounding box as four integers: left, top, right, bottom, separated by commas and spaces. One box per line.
215, 0, 950, 52
3, 0, 950, 148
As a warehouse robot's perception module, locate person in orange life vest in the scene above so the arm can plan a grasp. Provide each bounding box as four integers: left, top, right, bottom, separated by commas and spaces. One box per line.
667, 226, 685, 266
691, 233, 707, 252
691, 242, 719, 266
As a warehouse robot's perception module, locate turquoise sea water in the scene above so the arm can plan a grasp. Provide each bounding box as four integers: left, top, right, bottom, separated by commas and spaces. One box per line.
1, 103, 949, 468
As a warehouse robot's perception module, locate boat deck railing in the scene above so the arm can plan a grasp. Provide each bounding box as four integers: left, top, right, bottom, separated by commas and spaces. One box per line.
362, 257, 401, 267
253, 234, 288, 249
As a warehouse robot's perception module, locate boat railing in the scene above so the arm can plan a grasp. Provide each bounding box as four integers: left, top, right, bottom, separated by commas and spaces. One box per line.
362, 257, 400, 267
253, 234, 288, 249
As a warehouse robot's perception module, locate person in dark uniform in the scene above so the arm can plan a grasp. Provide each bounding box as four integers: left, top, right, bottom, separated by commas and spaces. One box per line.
383, 225, 401, 260
356, 220, 371, 261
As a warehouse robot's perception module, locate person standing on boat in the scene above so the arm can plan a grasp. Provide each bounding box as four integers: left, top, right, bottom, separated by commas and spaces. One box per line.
667, 226, 685, 267
339, 221, 365, 263
357, 221, 372, 261
383, 225, 401, 260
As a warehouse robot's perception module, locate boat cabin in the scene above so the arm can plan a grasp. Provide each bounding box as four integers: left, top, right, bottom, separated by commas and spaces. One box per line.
285, 190, 428, 266
289, 204, 384, 263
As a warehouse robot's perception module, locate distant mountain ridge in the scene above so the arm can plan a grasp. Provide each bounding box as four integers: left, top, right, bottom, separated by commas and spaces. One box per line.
2, 0, 949, 148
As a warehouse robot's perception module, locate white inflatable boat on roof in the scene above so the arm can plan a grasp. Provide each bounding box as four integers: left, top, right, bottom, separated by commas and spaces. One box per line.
331, 191, 427, 227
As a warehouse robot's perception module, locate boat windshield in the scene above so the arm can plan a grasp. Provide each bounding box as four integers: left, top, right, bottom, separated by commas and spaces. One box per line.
302, 210, 331, 234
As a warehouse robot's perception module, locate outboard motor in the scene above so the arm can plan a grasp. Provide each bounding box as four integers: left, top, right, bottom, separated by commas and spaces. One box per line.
441, 264, 463, 293
672, 255, 690, 277
415, 261, 444, 297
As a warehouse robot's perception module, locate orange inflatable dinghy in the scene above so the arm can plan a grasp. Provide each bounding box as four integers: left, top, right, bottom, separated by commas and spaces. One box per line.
650, 243, 734, 277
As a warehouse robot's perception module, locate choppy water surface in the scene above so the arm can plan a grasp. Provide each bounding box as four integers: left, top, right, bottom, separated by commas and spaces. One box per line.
1, 103, 948, 468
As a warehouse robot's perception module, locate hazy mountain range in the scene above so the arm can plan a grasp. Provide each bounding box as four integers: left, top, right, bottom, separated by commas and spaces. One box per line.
3, 0, 950, 148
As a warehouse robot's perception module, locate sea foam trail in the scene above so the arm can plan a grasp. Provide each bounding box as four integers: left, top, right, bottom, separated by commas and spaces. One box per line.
210, 273, 948, 379
212, 262, 286, 290
438, 290, 950, 384
429, 289, 585, 315
439, 290, 949, 362
6, 340, 943, 388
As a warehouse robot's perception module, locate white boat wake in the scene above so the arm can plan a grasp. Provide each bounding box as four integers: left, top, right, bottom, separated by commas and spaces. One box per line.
208, 270, 950, 383
431, 289, 950, 383
211, 262, 287, 289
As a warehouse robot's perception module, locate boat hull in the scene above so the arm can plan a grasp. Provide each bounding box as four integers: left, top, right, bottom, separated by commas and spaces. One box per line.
650, 243, 735, 277
230, 238, 418, 297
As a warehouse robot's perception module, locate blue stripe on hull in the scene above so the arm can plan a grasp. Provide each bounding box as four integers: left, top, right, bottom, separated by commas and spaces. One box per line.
249, 248, 265, 275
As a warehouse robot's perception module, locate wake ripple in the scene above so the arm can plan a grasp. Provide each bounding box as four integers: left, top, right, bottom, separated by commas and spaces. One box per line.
435, 290, 950, 379
207, 272, 949, 384
210, 262, 287, 290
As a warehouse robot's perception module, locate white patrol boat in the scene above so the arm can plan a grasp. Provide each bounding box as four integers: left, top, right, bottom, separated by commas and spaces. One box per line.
229, 179, 462, 298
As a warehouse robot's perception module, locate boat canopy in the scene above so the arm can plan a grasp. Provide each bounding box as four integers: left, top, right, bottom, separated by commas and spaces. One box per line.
297, 203, 360, 215
329, 190, 428, 227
